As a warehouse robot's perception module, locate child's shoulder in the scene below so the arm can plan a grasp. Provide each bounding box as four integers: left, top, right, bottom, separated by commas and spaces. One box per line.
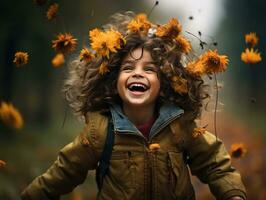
85, 111, 109, 125
83, 111, 109, 150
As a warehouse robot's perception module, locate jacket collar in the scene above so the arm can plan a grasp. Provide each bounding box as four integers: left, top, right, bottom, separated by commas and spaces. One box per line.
110, 103, 184, 139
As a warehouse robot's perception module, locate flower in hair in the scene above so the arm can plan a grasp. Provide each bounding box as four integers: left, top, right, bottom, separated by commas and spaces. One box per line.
52, 33, 77, 54
186, 50, 228, 75
170, 75, 188, 94
241, 48, 262, 64
156, 18, 182, 39
89, 28, 125, 58
79, 48, 95, 63
201, 49, 229, 74
186, 59, 206, 77
127, 13, 151, 34
98, 61, 109, 75
175, 35, 192, 54
148, 27, 157, 38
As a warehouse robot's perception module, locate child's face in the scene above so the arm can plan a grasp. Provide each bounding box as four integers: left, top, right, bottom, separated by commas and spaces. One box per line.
117, 47, 160, 109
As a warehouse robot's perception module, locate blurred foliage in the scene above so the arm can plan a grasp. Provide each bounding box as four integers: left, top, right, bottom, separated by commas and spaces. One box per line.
217, 0, 266, 133
0, 0, 266, 199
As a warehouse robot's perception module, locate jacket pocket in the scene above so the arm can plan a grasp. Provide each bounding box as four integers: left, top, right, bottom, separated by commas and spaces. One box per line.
108, 151, 136, 190
167, 151, 194, 199
167, 152, 181, 194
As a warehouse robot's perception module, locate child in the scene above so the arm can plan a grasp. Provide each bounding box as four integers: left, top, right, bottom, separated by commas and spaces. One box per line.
21, 12, 246, 200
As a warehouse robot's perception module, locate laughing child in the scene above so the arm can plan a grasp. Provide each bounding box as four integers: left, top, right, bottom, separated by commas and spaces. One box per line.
21, 12, 246, 200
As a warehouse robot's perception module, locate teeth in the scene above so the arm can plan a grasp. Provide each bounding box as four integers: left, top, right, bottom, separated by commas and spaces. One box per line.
129, 83, 147, 90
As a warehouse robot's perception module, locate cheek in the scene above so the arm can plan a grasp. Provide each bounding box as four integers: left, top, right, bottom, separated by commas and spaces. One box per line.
116, 76, 125, 96
151, 77, 161, 95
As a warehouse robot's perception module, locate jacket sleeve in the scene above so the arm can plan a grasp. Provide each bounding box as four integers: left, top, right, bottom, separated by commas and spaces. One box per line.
184, 121, 247, 200
20, 122, 105, 200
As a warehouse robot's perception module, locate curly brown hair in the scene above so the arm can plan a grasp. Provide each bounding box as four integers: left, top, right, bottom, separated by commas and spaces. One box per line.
63, 12, 209, 121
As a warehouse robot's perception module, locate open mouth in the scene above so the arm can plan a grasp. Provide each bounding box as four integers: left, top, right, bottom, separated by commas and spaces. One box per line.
127, 83, 149, 92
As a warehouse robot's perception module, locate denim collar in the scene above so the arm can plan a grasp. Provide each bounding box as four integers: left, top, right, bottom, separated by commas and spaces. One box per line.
110, 103, 184, 140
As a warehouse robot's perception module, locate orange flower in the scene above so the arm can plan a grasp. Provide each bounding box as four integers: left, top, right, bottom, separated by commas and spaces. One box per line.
156, 18, 182, 39
99, 61, 109, 75
52, 33, 77, 54
46, 3, 58, 20
175, 35, 192, 54
127, 13, 151, 34
230, 143, 247, 159
186, 59, 206, 76
135, 13, 148, 22
149, 143, 160, 151
241, 48, 262, 64
170, 76, 188, 94
245, 32, 258, 47
0, 160, 6, 168
201, 49, 229, 74
89, 28, 101, 39
0, 102, 23, 130
52, 53, 65, 67
79, 48, 95, 63
89, 28, 125, 58
13, 51, 29, 67
192, 127, 206, 138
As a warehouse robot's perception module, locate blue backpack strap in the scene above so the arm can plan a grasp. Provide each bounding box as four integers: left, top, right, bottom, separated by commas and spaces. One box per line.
96, 117, 114, 191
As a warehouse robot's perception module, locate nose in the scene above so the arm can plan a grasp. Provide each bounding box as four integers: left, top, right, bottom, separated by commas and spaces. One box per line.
132, 66, 144, 77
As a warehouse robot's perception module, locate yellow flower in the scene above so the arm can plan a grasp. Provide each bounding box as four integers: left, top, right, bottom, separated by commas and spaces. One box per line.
241, 48, 262, 64
170, 76, 188, 94
245, 32, 258, 47
89, 28, 101, 39
0, 102, 23, 130
90, 28, 125, 58
13, 51, 29, 67
186, 59, 206, 76
149, 143, 160, 151
201, 49, 229, 74
192, 127, 206, 138
135, 13, 148, 22
99, 61, 109, 75
230, 143, 247, 159
79, 48, 95, 63
156, 18, 182, 39
52, 33, 77, 54
127, 13, 151, 34
0, 160, 6, 168
46, 3, 58, 20
175, 35, 192, 54
52, 53, 65, 67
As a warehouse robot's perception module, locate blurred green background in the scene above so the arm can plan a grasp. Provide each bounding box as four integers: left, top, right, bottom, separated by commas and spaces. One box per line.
0, 0, 266, 199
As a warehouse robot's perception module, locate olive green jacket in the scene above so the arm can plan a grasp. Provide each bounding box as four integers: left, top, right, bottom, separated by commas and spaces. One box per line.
21, 105, 246, 200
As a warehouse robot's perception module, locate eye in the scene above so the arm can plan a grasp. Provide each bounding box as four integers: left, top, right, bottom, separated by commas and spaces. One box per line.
121, 65, 134, 72
144, 66, 157, 73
